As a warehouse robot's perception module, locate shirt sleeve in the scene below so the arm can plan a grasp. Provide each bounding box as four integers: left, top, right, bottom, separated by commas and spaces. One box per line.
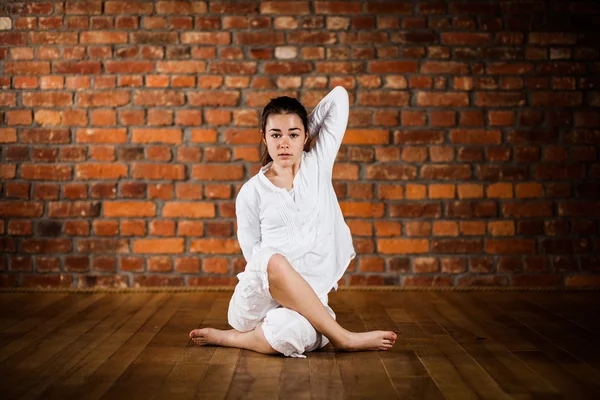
235, 183, 262, 263
307, 86, 350, 173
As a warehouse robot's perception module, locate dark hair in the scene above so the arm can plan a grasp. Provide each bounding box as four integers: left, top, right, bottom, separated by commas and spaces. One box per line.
259, 96, 311, 166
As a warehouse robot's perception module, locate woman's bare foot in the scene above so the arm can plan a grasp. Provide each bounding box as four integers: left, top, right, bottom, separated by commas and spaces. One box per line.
188, 326, 278, 354
189, 328, 232, 346
336, 330, 397, 351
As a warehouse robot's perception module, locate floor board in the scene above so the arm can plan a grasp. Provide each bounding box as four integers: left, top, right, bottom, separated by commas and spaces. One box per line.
0, 291, 599, 400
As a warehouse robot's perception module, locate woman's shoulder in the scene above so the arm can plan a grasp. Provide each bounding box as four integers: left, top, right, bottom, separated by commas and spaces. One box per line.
236, 174, 261, 202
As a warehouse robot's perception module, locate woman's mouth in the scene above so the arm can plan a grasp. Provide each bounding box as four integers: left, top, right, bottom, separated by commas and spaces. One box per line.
279, 154, 291, 158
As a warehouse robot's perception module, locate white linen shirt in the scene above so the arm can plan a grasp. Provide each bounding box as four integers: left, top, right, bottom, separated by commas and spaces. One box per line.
235, 86, 356, 299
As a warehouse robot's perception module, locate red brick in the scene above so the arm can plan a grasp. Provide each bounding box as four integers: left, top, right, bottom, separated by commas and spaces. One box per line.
475, 92, 525, 107
378, 239, 428, 254
339, 202, 385, 218
75, 164, 128, 180
22, 238, 72, 254
531, 92, 582, 107
132, 160, 175, 178
312, 1, 362, 15
420, 165, 471, 180
488, 111, 515, 126
416, 92, 468, 107
390, 203, 442, 218
503, 202, 553, 218
190, 239, 240, 254
120, 220, 146, 237
163, 202, 215, 218
365, 2, 412, 13
486, 62, 534, 75
421, 61, 469, 74
75, 128, 127, 144
558, 201, 600, 217
22, 274, 73, 288
130, 128, 183, 145
358, 256, 385, 272
133, 238, 184, 254
358, 91, 410, 106
374, 221, 401, 237
133, 90, 183, 106
314, 62, 364, 75
204, 147, 231, 162
366, 165, 417, 180
20, 165, 71, 181
188, 91, 240, 107
450, 129, 502, 144
80, 31, 126, 44
102, 202, 154, 218
105, 1, 154, 13
442, 33, 491, 45
23, 92, 72, 107
133, 275, 184, 287
192, 165, 244, 181
369, 61, 418, 73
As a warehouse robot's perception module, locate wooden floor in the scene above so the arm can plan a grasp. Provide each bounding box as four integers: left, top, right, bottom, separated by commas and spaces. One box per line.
0, 291, 599, 400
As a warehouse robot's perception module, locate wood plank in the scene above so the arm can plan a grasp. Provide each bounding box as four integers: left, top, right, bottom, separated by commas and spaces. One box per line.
440, 291, 563, 399
519, 293, 600, 338
15, 294, 153, 400
1, 295, 123, 398
334, 292, 399, 399
474, 292, 600, 397
0, 290, 598, 399
217, 289, 284, 400
226, 348, 283, 399
348, 292, 444, 400
279, 353, 311, 400
0, 294, 66, 331
305, 292, 345, 399
512, 350, 596, 400
0, 294, 105, 364
149, 293, 221, 399
385, 292, 480, 400
308, 350, 345, 400
98, 292, 207, 400
37, 293, 176, 400
193, 293, 242, 399
428, 292, 556, 399
197, 347, 240, 400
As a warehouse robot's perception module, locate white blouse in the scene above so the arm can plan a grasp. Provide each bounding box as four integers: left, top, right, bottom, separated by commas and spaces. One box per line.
235, 86, 356, 299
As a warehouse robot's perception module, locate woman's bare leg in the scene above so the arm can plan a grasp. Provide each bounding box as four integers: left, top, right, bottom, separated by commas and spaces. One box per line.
267, 254, 396, 351
189, 323, 278, 355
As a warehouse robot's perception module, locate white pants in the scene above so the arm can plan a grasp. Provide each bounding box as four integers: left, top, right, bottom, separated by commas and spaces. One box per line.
227, 248, 335, 358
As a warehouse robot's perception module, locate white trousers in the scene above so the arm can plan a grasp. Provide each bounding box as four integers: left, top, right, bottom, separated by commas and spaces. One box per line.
227, 248, 335, 358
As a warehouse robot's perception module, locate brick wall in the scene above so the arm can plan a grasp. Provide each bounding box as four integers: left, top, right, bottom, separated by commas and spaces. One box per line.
1, 0, 599, 289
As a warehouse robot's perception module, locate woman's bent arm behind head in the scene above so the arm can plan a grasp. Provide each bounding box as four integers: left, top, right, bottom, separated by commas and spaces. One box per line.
306, 86, 350, 172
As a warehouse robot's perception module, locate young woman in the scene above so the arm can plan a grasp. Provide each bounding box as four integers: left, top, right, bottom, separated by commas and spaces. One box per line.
189, 86, 397, 357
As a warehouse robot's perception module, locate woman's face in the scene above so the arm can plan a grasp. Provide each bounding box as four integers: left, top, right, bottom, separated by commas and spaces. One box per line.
262, 113, 307, 167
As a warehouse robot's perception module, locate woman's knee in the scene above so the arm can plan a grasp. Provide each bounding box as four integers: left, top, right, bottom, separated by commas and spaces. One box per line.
262, 308, 320, 357
266, 253, 289, 280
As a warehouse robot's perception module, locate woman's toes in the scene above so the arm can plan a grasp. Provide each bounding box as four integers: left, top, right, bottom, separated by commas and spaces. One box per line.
190, 329, 201, 338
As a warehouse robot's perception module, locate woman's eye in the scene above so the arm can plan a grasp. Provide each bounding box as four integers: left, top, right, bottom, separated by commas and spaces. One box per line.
291, 134, 299, 138
271, 134, 280, 138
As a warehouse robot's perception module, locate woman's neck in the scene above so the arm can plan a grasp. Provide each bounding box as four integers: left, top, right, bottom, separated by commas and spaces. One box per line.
267, 158, 302, 179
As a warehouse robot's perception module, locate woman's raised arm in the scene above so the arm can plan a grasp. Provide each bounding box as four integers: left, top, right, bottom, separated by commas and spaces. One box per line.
307, 86, 350, 173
